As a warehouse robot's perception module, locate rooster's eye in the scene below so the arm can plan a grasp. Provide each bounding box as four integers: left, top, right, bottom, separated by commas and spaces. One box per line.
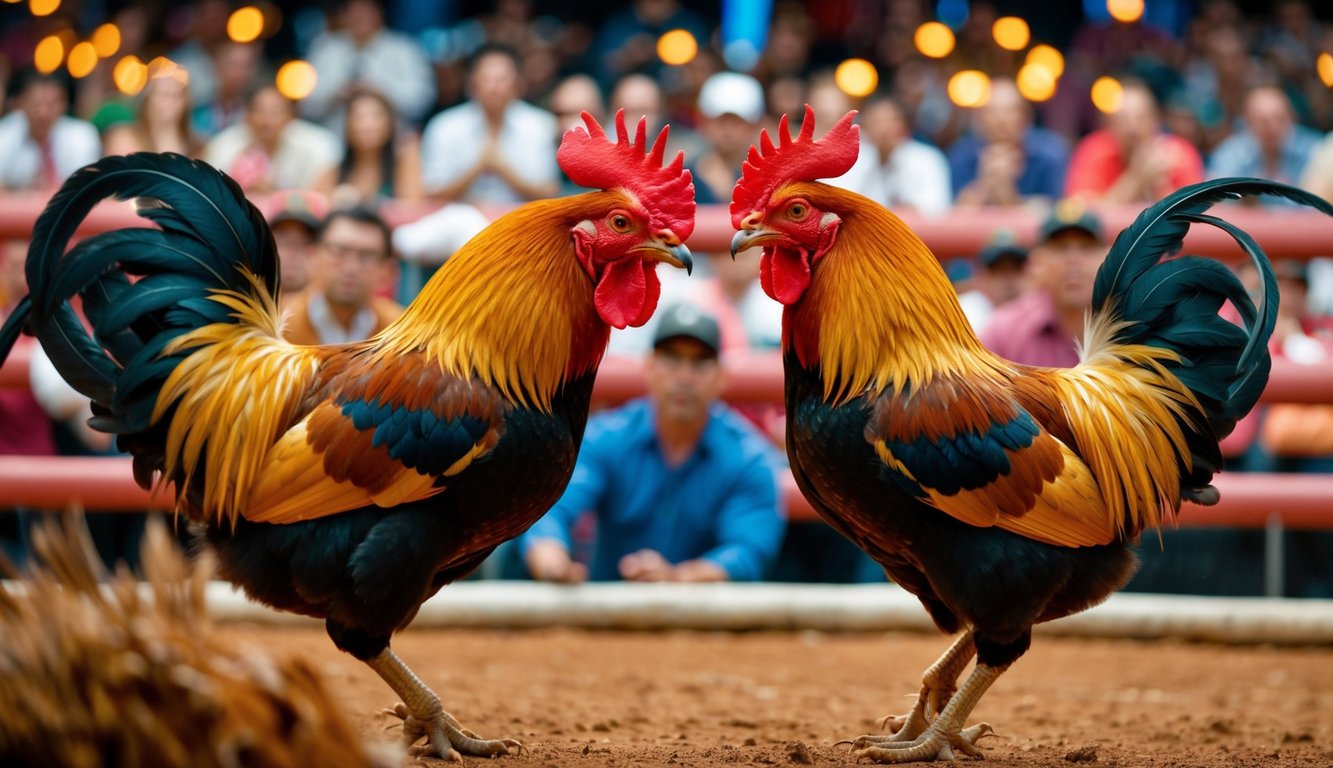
788, 203, 808, 220
609, 214, 633, 233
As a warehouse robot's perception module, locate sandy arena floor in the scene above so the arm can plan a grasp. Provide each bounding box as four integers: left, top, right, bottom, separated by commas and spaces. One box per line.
222, 624, 1333, 767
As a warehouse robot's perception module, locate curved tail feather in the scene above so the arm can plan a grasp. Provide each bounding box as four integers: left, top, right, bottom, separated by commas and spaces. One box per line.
1089, 178, 1333, 497
0, 152, 282, 477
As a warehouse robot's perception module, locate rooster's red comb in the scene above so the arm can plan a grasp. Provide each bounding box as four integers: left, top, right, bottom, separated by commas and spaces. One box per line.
730, 105, 860, 228
558, 109, 695, 241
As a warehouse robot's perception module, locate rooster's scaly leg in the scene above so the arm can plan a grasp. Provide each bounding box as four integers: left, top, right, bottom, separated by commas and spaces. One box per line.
852, 662, 1002, 763
367, 648, 523, 760
840, 632, 976, 747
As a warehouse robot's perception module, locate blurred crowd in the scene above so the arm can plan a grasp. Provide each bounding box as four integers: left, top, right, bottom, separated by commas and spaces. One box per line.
2, 0, 1332, 595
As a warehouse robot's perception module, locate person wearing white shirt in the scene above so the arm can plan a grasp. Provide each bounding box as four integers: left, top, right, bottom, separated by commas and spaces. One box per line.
300, 0, 436, 131
204, 86, 342, 194
0, 71, 100, 191
420, 45, 559, 206
830, 95, 952, 217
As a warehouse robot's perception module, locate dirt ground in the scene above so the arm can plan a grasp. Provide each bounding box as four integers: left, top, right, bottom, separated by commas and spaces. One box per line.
221, 624, 1333, 768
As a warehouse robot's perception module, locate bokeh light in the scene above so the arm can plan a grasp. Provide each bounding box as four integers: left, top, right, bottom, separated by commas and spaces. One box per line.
656, 29, 698, 66
29, 0, 59, 16
947, 70, 992, 108
34, 35, 64, 74
276, 60, 317, 100
835, 58, 879, 98
992, 17, 1030, 51
1025, 44, 1066, 78
147, 56, 189, 87
914, 22, 956, 59
1318, 52, 1333, 88
66, 41, 98, 78
1091, 76, 1124, 113
1107, 0, 1144, 23
1016, 62, 1058, 102
113, 55, 148, 96
227, 6, 265, 44
91, 23, 122, 58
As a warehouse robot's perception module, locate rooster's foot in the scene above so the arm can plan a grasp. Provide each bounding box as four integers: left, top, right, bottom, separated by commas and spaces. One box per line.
851, 723, 995, 763
383, 702, 525, 760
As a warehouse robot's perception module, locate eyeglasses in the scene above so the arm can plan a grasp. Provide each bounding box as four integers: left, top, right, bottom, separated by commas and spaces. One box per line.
320, 241, 384, 266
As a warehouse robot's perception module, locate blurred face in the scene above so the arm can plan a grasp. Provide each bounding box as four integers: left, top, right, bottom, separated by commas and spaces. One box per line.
315, 217, 390, 308
982, 255, 1028, 306
862, 100, 909, 155
20, 82, 67, 142
1031, 230, 1104, 313
470, 52, 521, 116
272, 221, 315, 295
549, 76, 604, 131
217, 43, 261, 96
1108, 87, 1159, 150
979, 81, 1028, 146
247, 88, 294, 147
0, 240, 28, 310
703, 113, 757, 158
1244, 88, 1292, 153
342, 0, 384, 45
144, 77, 189, 126
345, 93, 393, 151
610, 76, 662, 128
646, 337, 722, 425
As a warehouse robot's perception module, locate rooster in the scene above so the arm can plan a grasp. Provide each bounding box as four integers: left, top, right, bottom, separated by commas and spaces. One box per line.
0, 111, 695, 760
729, 107, 1332, 763
1, 514, 400, 768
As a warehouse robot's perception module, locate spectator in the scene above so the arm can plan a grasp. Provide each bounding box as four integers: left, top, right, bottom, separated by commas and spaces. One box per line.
519, 304, 786, 583
282, 206, 403, 346
956, 229, 1029, 332
264, 189, 328, 297
691, 72, 767, 205
167, 0, 233, 110
548, 74, 605, 196
979, 202, 1105, 367
592, 0, 712, 88
314, 87, 423, 205
834, 94, 952, 217
191, 41, 264, 139
1207, 86, 1321, 201
204, 86, 341, 195
421, 45, 559, 205
0, 69, 100, 191
102, 73, 203, 158
950, 78, 1069, 207
1065, 80, 1205, 204
608, 73, 708, 165
301, 0, 436, 131
1301, 130, 1333, 202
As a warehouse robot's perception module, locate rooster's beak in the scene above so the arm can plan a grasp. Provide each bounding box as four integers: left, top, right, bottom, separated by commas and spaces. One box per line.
730, 229, 779, 259
637, 238, 693, 275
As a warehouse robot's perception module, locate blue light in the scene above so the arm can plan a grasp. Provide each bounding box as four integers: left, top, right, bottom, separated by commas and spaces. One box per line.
722, 0, 773, 72
937, 0, 970, 30
1083, 0, 1112, 22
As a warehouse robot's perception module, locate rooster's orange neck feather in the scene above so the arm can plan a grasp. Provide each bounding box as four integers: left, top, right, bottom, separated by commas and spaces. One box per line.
783, 185, 995, 402
376, 197, 610, 411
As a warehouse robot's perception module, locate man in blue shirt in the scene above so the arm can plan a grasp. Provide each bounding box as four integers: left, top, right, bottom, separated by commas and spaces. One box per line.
949, 77, 1068, 206
519, 303, 786, 582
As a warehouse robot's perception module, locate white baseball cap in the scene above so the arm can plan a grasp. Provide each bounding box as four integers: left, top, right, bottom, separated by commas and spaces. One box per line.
697, 71, 765, 123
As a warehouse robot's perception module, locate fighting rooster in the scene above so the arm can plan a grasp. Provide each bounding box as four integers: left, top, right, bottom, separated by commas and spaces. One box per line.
729, 107, 1330, 763
0, 111, 694, 760
1, 515, 400, 768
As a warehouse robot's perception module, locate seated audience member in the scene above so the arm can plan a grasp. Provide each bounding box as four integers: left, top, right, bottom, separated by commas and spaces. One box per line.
191, 41, 263, 138
691, 71, 768, 206
282, 206, 403, 345
264, 189, 328, 297
421, 45, 559, 205
518, 304, 786, 583
833, 94, 952, 217
1065, 80, 1204, 204
979, 202, 1105, 367
204, 86, 341, 194
609, 73, 708, 165
950, 77, 1069, 207
1299, 131, 1333, 203
314, 87, 423, 205
102, 73, 203, 157
1207, 86, 1320, 203
0, 69, 100, 191
956, 229, 1029, 332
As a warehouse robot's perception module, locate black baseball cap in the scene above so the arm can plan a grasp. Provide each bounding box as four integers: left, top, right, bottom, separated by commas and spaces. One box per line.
1039, 200, 1105, 243
978, 228, 1028, 267
652, 303, 721, 356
